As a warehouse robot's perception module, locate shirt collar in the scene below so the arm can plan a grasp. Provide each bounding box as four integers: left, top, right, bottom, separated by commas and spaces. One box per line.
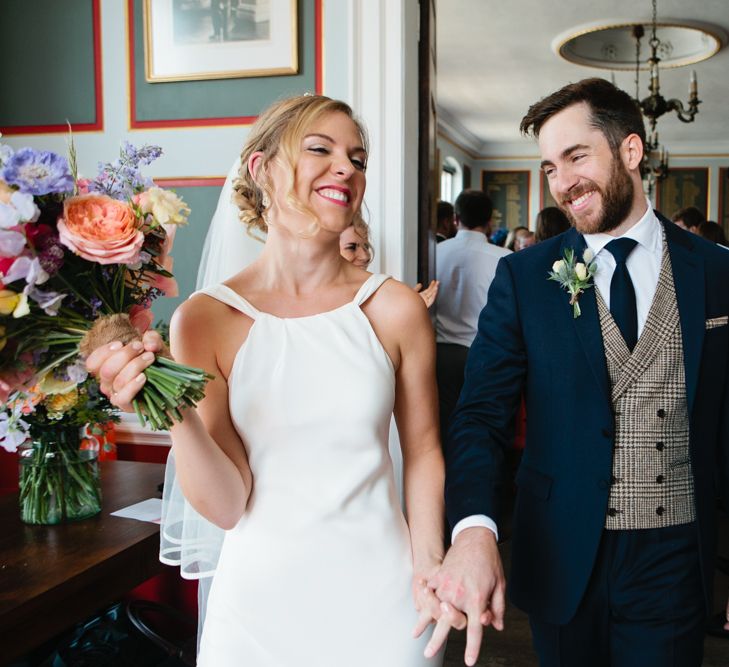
583, 198, 662, 257
455, 229, 488, 242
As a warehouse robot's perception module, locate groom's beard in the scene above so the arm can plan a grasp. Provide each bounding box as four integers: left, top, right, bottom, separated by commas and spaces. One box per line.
560, 156, 635, 235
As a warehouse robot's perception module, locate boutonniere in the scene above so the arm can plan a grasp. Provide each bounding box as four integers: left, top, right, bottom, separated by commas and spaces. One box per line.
548, 248, 597, 318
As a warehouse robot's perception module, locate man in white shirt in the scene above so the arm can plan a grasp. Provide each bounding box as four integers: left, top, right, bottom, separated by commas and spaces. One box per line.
434, 190, 511, 436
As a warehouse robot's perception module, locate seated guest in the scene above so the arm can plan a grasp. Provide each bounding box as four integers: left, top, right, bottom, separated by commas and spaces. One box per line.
505, 225, 529, 251
697, 220, 728, 247
671, 205, 705, 233
514, 230, 535, 251
434, 189, 511, 437
535, 205, 570, 242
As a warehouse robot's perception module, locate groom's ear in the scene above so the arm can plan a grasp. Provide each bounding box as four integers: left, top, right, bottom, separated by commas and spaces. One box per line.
621, 133, 644, 171
248, 151, 266, 185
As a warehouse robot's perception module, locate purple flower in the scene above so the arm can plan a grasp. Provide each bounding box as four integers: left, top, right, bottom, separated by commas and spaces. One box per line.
89, 296, 103, 317
2, 256, 48, 288
38, 241, 65, 276
89, 142, 161, 199
1, 148, 74, 195
28, 286, 65, 316
0, 230, 26, 258
65, 360, 88, 384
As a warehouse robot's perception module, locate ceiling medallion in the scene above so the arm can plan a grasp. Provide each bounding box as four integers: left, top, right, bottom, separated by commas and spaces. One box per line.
552, 19, 726, 70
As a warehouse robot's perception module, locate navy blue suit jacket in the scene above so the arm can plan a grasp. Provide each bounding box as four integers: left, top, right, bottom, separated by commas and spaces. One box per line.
445, 220, 729, 624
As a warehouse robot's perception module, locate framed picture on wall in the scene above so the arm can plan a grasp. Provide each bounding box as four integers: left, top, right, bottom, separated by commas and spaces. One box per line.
481, 170, 530, 229
143, 0, 299, 82
655, 167, 709, 219
719, 168, 729, 237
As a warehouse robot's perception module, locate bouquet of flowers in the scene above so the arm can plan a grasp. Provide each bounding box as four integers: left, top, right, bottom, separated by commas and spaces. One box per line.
0, 135, 213, 457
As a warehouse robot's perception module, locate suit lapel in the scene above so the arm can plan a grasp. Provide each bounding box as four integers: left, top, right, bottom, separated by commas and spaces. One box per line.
664, 220, 705, 416
559, 229, 611, 404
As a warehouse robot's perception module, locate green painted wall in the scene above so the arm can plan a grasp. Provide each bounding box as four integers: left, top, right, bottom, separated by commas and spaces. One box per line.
152, 183, 222, 325
0, 0, 97, 127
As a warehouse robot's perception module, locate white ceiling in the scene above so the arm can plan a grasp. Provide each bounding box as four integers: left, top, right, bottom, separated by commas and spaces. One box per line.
436, 0, 729, 156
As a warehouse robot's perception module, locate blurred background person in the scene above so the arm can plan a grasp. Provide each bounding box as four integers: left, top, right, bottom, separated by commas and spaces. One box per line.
697, 220, 728, 247
535, 205, 571, 243
339, 222, 439, 308
436, 200, 456, 243
434, 189, 510, 438
671, 205, 705, 234
514, 230, 535, 251
505, 225, 530, 251
339, 218, 373, 268
489, 227, 508, 247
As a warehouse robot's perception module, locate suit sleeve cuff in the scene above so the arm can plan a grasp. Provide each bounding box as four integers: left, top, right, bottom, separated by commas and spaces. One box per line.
451, 515, 498, 543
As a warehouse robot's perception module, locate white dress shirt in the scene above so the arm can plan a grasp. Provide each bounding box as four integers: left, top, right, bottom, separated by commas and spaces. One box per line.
583, 200, 662, 335
435, 229, 512, 347
451, 201, 663, 543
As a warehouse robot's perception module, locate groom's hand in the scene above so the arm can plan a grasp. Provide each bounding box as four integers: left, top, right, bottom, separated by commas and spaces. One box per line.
427, 527, 506, 666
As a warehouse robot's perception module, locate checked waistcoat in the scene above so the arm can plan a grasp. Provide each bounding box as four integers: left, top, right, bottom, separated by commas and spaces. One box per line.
596, 234, 696, 530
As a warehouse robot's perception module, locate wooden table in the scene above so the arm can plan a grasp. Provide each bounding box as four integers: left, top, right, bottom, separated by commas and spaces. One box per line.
0, 460, 165, 665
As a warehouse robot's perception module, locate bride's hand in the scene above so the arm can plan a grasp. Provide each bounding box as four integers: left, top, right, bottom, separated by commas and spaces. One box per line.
412, 571, 467, 656
85, 330, 166, 411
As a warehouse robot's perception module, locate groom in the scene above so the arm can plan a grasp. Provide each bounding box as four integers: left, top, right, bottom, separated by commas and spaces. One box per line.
429, 78, 729, 666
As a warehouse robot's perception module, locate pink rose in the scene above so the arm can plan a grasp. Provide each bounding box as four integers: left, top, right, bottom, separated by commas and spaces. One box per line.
129, 304, 154, 334
57, 194, 144, 265
76, 178, 91, 195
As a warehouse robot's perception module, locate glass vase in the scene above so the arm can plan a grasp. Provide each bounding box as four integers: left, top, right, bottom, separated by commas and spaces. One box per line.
18, 426, 102, 525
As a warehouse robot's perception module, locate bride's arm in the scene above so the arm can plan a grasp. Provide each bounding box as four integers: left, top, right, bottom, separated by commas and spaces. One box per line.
366, 281, 464, 638
87, 297, 252, 529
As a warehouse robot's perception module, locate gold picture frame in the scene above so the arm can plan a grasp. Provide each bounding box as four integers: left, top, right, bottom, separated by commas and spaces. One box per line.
143, 0, 298, 83
481, 170, 531, 230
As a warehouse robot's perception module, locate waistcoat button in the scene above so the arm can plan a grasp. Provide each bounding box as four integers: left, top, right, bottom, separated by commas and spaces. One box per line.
657, 409, 666, 418
656, 506, 665, 515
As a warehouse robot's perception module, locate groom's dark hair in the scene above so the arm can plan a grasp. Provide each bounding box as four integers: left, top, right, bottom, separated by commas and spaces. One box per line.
520, 78, 646, 155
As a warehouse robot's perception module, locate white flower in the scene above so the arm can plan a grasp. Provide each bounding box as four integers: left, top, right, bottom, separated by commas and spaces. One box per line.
575, 262, 587, 280
552, 259, 565, 273
136, 187, 190, 226
11, 192, 40, 223
583, 248, 594, 264
12, 292, 29, 318
0, 409, 30, 453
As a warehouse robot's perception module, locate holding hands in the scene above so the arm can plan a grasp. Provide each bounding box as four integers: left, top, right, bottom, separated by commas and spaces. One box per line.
414, 527, 506, 665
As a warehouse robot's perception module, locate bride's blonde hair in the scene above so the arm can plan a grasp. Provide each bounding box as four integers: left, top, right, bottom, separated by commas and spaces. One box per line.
232, 94, 368, 236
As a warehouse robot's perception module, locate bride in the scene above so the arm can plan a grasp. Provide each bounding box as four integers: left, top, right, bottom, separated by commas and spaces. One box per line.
87, 94, 463, 665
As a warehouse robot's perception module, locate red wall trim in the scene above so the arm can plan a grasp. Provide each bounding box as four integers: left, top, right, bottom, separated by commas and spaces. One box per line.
128, 0, 323, 130
1, 0, 103, 136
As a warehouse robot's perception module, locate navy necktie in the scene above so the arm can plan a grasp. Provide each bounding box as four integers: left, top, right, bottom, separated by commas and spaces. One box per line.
605, 237, 639, 351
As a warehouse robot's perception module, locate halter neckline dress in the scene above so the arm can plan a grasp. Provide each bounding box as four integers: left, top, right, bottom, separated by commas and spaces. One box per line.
194, 274, 437, 666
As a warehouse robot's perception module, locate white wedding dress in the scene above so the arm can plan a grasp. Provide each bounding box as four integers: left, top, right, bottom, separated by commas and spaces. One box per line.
194, 274, 437, 666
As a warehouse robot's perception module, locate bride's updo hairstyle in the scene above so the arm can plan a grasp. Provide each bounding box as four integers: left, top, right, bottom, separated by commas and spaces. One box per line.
232, 94, 368, 235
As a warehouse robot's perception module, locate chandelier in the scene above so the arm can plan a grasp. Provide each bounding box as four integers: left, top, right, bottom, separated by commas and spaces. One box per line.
631, 0, 700, 154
